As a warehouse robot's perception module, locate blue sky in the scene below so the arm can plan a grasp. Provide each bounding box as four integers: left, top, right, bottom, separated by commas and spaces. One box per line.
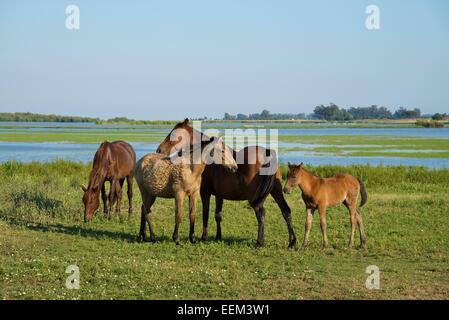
0, 0, 448, 119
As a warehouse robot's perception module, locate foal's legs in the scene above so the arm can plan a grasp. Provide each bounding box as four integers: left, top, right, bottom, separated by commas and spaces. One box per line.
302, 208, 314, 249
347, 203, 357, 248
252, 202, 266, 248
356, 209, 367, 248
344, 199, 366, 248
126, 175, 133, 218
318, 205, 328, 248
215, 197, 224, 241
200, 191, 211, 241
270, 179, 297, 248
188, 192, 198, 244
173, 192, 185, 245
101, 183, 109, 216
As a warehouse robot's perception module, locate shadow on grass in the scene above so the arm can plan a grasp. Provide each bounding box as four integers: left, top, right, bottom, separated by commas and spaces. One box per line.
1, 216, 252, 246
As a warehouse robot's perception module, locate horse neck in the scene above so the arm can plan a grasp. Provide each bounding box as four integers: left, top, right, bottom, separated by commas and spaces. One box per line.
188, 145, 208, 177
297, 168, 319, 196
184, 124, 206, 145
88, 144, 110, 190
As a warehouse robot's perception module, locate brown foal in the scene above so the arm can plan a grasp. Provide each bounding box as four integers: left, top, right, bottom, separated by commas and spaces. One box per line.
283, 162, 367, 249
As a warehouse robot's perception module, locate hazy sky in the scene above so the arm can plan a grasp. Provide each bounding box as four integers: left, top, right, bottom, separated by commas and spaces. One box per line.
1, 0, 448, 119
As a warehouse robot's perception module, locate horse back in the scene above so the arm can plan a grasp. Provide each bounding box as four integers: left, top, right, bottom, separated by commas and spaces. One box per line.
109, 141, 136, 175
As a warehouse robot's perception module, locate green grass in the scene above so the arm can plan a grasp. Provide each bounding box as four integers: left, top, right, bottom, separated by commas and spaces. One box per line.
1, 161, 448, 299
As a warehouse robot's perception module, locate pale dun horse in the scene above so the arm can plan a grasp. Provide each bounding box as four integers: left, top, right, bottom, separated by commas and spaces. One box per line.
283, 163, 367, 249
134, 136, 237, 245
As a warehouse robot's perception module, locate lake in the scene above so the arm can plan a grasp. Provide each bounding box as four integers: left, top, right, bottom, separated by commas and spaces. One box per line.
1, 122, 448, 168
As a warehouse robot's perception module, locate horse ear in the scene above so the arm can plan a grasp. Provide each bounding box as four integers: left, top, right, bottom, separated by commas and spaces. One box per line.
215, 136, 223, 144
182, 118, 189, 125
80, 185, 87, 192
299, 162, 304, 167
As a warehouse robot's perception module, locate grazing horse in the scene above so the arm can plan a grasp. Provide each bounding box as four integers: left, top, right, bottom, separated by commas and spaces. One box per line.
156, 119, 297, 248
81, 141, 136, 222
283, 162, 367, 249
135, 136, 237, 245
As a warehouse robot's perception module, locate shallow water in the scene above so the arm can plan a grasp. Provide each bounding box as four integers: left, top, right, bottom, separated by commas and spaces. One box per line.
1, 141, 448, 168
1, 122, 448, 167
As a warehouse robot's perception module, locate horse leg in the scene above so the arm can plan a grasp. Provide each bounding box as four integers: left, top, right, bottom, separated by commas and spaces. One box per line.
101, 183, 109, 216
173, 192, 185, 245
116, 179, 125, 215
108, 179, 117, 219
215, 197, 224, 241
144, 196, 157, 242
139, 204, 146, 242
356, 209, 367, 248
140, 195, 156, 242
302, 208, 314, 249
318, 206, 328, 248
252, 202, 266, 248
201, 191, 211, 241
348, 202, 357, 248
126, 175, 133, 219
270, 180, 297, 248
188, 192, 198, 244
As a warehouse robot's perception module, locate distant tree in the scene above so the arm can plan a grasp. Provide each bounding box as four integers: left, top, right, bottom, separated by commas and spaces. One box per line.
431, 113, 448, 121
393, 107, 421, 119
348, 105, 392, 119
224, 110, 306, 120
224, 112, 236, 120
313, 103, 352, 121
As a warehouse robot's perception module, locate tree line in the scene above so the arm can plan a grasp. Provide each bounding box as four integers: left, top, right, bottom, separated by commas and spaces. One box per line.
223, 104, 435, 121
0, 112, 99, 123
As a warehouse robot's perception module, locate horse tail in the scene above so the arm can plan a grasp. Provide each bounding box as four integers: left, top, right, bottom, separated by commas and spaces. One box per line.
250, 150, 277, 207
358, 178, 368, 208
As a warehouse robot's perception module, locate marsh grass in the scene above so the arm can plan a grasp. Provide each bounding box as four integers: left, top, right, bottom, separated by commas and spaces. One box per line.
1, 161, 448, 299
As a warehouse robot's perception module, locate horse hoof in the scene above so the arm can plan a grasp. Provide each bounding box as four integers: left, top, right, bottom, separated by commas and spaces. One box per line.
190, 237, 196, 244
201, 235, 208, 242
215, 236, 222, 241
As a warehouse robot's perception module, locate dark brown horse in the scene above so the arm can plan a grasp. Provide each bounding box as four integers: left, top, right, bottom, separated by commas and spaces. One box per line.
81, 141, 136, 222
156, 119, 297, 248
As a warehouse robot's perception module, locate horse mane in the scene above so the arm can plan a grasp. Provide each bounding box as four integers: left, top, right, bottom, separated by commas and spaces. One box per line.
88, 142, 111, 190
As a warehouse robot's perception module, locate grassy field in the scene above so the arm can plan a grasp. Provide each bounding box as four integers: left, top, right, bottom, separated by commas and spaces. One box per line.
1, 161, 448, 299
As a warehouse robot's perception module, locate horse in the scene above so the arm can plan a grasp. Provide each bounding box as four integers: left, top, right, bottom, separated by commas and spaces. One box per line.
156, 119, 297, 248
283, 162, 367, 249
81, 140, 136, 222
135, 136, 237, 245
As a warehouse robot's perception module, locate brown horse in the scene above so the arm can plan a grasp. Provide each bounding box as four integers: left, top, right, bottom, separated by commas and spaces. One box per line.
81, 141, 136, 222
156, 119, 297, 248
283, 162, 367, 249
135, 136, 237, 245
